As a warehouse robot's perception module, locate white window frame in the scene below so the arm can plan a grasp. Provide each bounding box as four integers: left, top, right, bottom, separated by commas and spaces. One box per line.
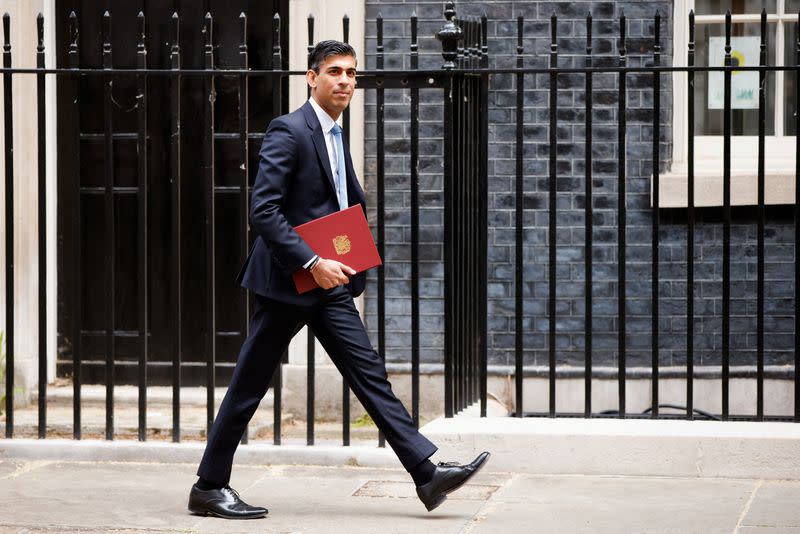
662, 0, 797, 207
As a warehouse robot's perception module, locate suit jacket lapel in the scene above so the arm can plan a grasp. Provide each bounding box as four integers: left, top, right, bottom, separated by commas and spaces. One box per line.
342, 137, 365, 206
302, 101, 365, 206
302, 102, 337, 196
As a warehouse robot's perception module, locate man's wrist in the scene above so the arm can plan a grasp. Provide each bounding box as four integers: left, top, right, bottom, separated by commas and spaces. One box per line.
306, 255, 321, 272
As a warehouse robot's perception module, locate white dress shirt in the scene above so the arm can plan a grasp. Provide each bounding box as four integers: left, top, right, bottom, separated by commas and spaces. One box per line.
303, 97, 344, 269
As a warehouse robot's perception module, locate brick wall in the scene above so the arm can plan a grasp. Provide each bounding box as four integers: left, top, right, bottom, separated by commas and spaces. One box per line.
361, 0, 795, 372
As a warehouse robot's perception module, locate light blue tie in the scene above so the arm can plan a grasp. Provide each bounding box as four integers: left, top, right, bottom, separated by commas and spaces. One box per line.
331, 123, 348, 211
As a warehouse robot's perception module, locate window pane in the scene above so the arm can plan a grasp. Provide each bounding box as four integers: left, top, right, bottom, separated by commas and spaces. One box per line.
785, 0, 800, 13
786, 22, 798, 136
694, 23, 776, 135
695, 0, 776, 15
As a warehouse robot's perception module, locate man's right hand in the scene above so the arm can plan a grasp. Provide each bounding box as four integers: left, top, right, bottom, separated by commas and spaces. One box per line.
310, 258, 357, 289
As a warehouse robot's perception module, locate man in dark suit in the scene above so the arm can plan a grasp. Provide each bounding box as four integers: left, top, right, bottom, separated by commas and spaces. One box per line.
188, 40, 489, 519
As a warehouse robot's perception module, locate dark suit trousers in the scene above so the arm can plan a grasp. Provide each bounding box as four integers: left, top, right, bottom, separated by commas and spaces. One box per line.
197, 287, 438, 486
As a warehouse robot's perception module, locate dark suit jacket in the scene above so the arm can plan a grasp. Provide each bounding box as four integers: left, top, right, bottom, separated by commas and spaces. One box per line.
236, 101, 368, 306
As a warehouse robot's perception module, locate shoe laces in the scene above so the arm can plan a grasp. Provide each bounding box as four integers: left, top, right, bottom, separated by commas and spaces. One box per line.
436, 461, 461, 467
222, 485, 241, 500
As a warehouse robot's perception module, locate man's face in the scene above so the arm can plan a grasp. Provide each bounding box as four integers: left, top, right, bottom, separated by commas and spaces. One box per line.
307, 53, 357, 119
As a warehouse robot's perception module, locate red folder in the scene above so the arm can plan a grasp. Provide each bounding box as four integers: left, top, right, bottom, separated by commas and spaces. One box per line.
292, 205, 382, 294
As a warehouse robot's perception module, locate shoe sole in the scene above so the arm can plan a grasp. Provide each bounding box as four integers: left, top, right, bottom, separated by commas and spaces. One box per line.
188, 505, 267, 520
425, 452, 492, 512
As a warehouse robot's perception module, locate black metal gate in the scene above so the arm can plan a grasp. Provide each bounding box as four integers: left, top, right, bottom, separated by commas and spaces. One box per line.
5, 0, 794, 447
55, 0, 289, 388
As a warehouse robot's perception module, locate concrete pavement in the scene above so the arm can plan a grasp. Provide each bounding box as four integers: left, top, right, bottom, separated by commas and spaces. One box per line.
1, 456, 799, 533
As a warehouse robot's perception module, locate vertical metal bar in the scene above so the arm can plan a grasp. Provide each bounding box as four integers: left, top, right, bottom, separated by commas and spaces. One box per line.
306, 12, 315, 446
462, 29, 468, 410
584, 13, 593, 418
548, 14, 558, 418
453, 29, 462, 413
514, 15, 524, 417
479, 13, 489, 417
375, 13, 385, 443
410, 12, 420, 427
617, 12, 627, 418
307, 14, 314, 102
468, 18, 476, 408
273, 347, 285, 445
102, 11, 115, 441
68, 11, 81, 440
343, 13, 353, 447
203, 11, 216, 436
757, 9, 767, 421
306, 327, 315, 445
238, 12, 249, 445
440, 7, 457, 418
270, 13, 282, 444
471, 18, 478, 408
169, 11, 182, 443
465, 21, 473, 408
651, 12, 661, 419
722, 11, 732, 421
466, 20, 473, 408
687, 10, 696, 420
136, 11, 148, 442
3, 12, 12, 438
795, 10, 800, 423
37, 12, 47, 439
453, 24, 461, 412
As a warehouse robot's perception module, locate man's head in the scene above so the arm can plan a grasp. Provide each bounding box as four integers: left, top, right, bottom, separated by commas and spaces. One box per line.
307, 40, 357, 120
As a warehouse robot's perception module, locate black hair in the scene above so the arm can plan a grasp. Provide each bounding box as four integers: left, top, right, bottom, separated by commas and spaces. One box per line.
309, 40, 357, 73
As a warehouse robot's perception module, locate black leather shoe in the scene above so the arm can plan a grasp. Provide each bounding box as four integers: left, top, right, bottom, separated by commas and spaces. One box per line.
188, 484, 268, 519
416, 451, 491, 512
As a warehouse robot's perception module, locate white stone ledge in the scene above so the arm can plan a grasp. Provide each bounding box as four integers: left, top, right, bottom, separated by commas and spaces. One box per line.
421, 415, 800, 479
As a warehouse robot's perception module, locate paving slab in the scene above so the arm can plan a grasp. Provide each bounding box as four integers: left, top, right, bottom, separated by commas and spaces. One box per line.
192, 464, 486, 534
0, 461, 263, 531
469, 474, 755, 534
740, 480, 800, 529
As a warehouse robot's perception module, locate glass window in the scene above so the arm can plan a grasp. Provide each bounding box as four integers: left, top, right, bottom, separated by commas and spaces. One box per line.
694, 1, 778, 136
695, 23, 776, 135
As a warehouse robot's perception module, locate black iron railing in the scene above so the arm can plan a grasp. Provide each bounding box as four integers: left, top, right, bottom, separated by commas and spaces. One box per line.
2, 2, 799, 449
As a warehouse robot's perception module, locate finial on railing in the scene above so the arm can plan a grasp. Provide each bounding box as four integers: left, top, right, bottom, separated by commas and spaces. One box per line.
586, 13, 593, 54
3, 13, 10, 51
481, 13, 488, 63
35, 12, 44, 52
724, 10, 731, 51
102, 11, 111, 52
436, 1, 462, 70
343, 14, 349, 44
137, 12, 145, 54
307, 14, 314, 68
376, 13, 383, 70
170, 12, 179, 55
654, 11, 661, 56
272, 13, 281, 70
203, 12, 213, 52
69, 11, 78, 53
239, 12, 247, 54
411, 11, 418, 54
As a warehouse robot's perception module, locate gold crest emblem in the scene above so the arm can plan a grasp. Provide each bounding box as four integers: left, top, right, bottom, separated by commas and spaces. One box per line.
333, 234, 351, 255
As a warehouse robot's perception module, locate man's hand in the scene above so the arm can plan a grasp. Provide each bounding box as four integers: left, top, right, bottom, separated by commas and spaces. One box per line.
310, 258, 357, 289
